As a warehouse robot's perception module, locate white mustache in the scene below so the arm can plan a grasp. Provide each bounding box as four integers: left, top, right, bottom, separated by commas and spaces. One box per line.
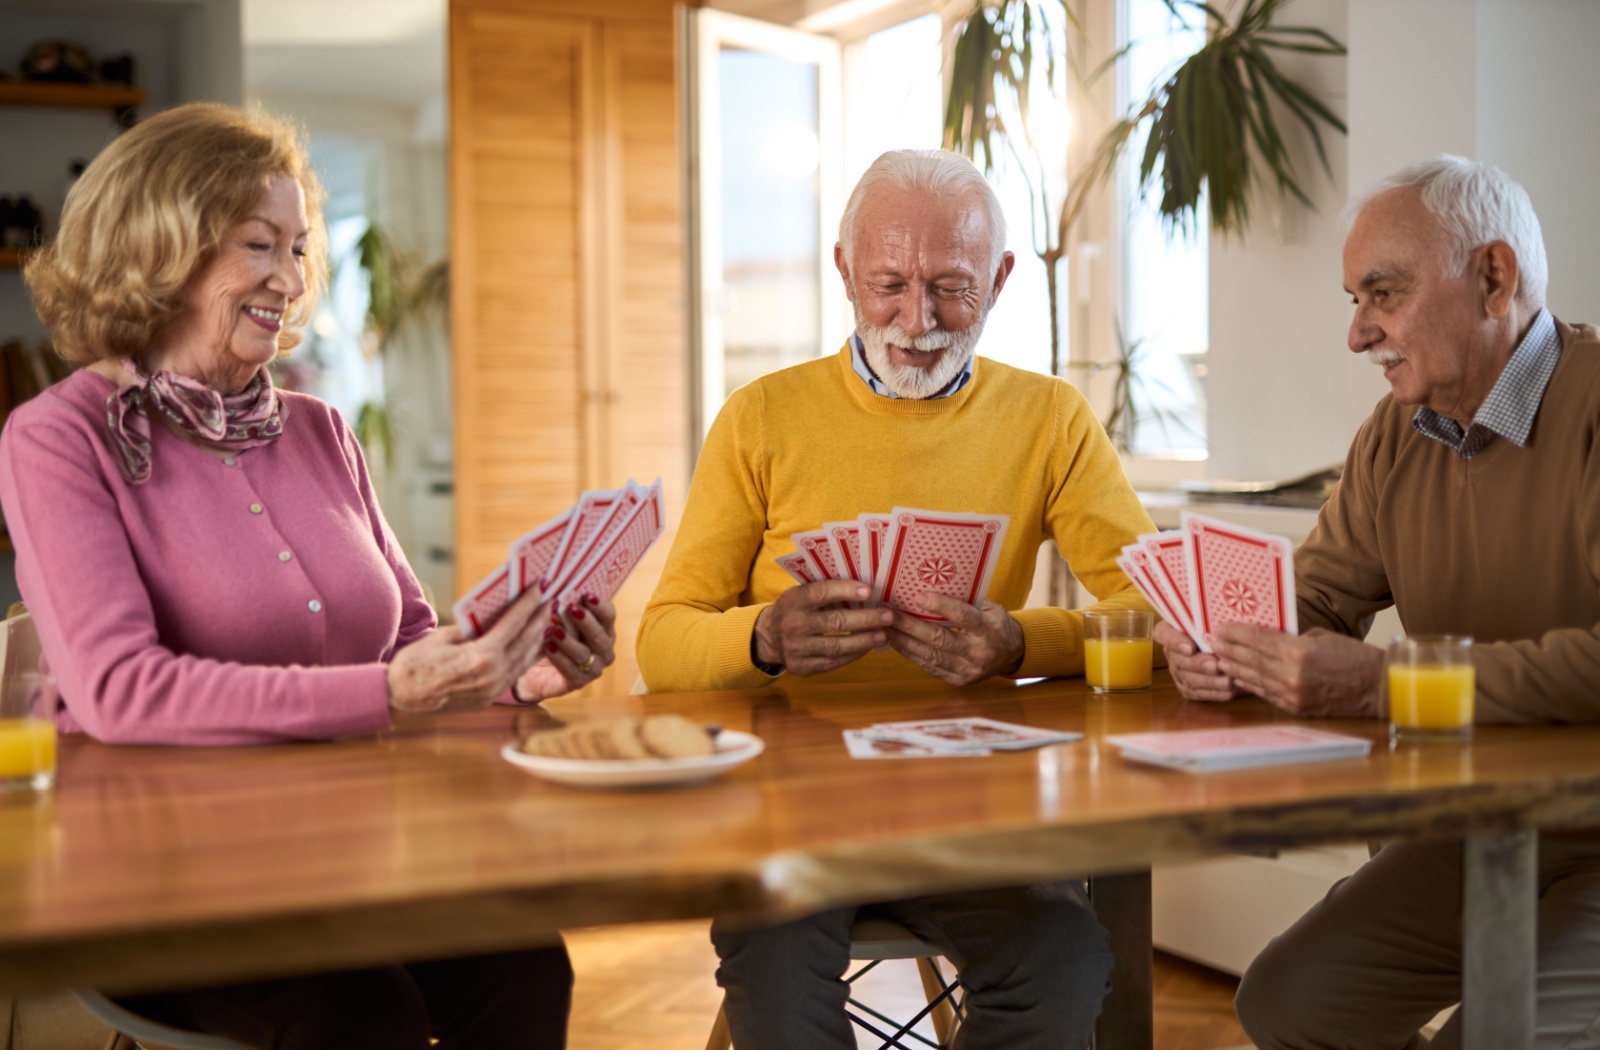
1369, 350, 1405, 367
876, 326, 960, 352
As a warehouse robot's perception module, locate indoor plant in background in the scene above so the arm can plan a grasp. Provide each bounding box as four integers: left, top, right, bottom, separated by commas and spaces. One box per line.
351, 222, 449, 468
942, 0, 1346, 392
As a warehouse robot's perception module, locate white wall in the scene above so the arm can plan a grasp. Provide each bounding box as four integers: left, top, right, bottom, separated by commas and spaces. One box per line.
1205, 0, 1600, 482
1205, 0, 1384, 482
247, 88, 452, 599
1476, 0, 1600, 323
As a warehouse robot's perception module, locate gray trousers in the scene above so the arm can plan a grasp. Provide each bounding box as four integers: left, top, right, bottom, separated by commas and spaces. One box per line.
710, 881, 1112, 1050
1236, 835, 1600, 1050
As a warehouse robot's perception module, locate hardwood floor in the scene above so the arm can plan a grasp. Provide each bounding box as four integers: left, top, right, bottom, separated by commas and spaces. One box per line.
566, 920, 1252, 1049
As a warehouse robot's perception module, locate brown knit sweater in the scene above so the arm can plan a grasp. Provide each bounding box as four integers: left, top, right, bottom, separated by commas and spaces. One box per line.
1297, 319, 1600, 723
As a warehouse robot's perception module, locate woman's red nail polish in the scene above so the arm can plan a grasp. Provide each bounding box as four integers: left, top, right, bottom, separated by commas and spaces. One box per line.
586, 593, 597, 605
573, 607, 587, 620
553, 627, 567, 641
543, 626, 555, 639
546, 642, 558, 654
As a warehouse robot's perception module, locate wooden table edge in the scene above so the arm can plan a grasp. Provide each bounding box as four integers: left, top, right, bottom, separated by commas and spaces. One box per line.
8, 772, 1600, 997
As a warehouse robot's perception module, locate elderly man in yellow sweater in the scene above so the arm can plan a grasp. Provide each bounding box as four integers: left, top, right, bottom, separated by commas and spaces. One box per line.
1160, 155, 1600, 1050
638, 149, 1157, 1049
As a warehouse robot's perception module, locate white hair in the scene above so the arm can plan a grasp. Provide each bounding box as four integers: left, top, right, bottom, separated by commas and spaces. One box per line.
838, 149, 1007, 275
1341, 154, 1548, 308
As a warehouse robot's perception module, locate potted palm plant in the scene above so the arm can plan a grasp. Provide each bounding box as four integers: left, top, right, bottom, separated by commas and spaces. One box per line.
943, 0, 1345, 385
351, 223, 449, 467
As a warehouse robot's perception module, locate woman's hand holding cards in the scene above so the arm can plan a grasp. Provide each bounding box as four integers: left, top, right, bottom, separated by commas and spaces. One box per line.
387, 584, 554, 722
753, 580, 894, 676
886, 594, 1024, 686
514, 595, 619, 702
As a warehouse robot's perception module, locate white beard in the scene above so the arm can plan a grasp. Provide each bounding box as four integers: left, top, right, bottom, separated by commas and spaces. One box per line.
853, 299, 990, 400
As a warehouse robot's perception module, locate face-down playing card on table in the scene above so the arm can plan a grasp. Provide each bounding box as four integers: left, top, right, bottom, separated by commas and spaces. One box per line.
873, 508, 1009, 622
1181, 511, 1297, 650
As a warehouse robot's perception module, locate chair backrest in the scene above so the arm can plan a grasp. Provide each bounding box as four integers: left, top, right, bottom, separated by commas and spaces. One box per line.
71, 990, 253, 1050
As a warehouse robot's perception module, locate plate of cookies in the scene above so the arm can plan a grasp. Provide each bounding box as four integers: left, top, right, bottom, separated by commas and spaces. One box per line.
502, 714, 764, 788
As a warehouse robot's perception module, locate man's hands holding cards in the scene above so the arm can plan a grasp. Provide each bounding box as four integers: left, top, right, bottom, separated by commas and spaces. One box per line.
754, 580, 893, 677
763, 507, 1018, 685
886, 595, 1024, 686
1162, 622, 1384, 718
1136, 511, 1379, 718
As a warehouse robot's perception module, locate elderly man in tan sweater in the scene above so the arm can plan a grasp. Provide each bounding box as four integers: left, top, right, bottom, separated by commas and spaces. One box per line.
1158, 154, 1600, 1049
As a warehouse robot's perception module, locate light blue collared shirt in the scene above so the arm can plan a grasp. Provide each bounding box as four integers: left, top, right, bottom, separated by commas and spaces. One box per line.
849, 332, 973, 400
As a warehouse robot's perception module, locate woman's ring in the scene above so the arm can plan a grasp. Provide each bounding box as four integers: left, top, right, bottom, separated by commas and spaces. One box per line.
578, 653, 597, 672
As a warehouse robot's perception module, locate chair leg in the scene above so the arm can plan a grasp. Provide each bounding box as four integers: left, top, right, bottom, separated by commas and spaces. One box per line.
705, 1002, 732, 1050
916, 957, 957, 1047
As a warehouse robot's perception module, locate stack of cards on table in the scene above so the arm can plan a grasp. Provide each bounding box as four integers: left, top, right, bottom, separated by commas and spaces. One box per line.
844, 717, 1080, 760
1117, 511, 1298, 652
777, 508, 1008, 622
452, 479, 666, 639
1107, 726, 1372, 773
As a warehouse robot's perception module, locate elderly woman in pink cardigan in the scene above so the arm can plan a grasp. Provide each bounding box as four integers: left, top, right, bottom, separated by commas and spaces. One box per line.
0, 103, 609, 1049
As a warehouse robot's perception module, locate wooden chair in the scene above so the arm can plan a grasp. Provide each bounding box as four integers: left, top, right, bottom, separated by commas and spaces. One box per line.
706, 917, 963, 1050
71, 991, 251, 1050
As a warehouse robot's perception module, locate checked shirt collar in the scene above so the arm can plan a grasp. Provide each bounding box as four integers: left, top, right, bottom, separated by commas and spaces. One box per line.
1412, 308, 1560, 459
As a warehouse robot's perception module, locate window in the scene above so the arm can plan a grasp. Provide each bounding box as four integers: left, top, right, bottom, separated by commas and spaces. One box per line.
690, 2, 1210, 462
842, 13, 1055, 376
1118, 0, 1207, 458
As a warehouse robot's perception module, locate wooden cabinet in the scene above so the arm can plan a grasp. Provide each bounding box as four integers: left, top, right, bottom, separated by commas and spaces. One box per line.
450, 0, 690, 691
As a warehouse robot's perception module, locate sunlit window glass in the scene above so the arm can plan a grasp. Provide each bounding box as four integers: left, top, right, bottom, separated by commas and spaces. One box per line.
719, 48, 822, 396
842, 13, 1053, 377
1121, 0, 1208, 458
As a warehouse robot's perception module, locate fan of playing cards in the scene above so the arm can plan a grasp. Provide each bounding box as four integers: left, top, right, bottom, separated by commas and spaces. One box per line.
453, 479, 666, 639
777, 507, 1009, 622
1119, 511, 1298, 653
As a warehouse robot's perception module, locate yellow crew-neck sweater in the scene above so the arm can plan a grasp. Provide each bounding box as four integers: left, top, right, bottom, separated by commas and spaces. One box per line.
637, 344, 1157, 692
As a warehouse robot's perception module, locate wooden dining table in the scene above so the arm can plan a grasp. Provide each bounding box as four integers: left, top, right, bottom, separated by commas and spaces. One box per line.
2, 671, 1598, 1050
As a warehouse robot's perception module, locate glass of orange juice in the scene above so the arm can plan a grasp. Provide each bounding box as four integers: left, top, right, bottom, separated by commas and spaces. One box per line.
1387, 635, 1474, 743
0, 612, 56, 791
1085, 610, 1154, 693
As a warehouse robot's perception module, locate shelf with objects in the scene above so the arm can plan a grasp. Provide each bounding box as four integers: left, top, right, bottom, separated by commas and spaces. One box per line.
0, 44, 147, 563
0, 80, 146, 124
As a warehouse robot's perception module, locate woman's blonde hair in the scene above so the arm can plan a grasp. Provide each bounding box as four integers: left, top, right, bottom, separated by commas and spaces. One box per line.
25, 103, 328, 365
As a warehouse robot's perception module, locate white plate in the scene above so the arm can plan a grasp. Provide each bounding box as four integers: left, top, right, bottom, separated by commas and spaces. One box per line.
500, 729, 764, 789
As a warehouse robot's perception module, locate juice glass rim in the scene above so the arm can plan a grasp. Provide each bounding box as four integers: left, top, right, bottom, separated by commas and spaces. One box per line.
1085, 610, 1153, 625
1388, 634, 1473, 650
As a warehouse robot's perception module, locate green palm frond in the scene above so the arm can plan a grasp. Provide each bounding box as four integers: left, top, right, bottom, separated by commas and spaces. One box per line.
1061, 0, 1346, 237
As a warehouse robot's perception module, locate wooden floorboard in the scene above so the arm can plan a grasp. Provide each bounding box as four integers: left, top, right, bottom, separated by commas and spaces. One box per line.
566, 921, 1252, 1049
